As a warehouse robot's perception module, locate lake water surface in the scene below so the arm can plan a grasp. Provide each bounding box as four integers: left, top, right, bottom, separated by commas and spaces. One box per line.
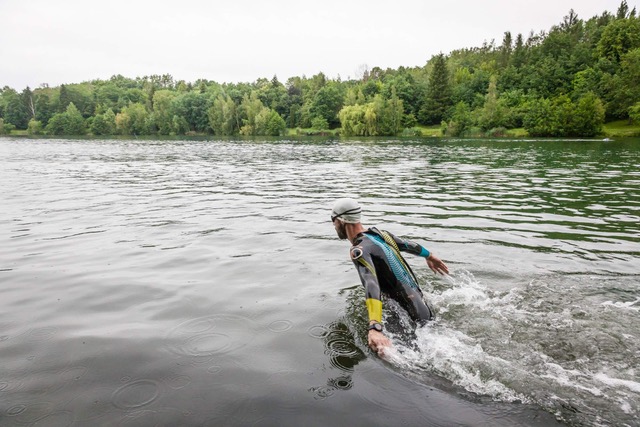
1, 136, 639, 426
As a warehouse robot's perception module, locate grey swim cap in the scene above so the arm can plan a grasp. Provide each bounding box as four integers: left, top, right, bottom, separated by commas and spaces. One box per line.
331, 198, 362, 224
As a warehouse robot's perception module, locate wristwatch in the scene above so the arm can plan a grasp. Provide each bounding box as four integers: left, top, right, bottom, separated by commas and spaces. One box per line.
368, 322, 383, 332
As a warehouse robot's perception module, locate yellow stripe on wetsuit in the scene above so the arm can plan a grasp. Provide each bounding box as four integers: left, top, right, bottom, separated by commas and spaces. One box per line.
366, 298, 383, 323
356, 254, 382, 322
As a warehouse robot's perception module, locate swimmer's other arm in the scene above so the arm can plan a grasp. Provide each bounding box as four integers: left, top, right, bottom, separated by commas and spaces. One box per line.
353, 249, 393, 354
392, 232, 449, 275
366, 298, 391, 354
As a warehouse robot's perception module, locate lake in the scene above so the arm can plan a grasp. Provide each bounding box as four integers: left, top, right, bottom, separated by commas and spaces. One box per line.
1, 136, 639, 426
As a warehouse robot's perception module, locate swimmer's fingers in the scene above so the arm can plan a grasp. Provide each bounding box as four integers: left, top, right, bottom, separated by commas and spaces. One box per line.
427, 255, 449, 275
368, 330, 391, 354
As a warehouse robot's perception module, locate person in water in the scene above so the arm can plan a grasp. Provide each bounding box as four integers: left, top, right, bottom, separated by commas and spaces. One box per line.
331, 198, 449, 354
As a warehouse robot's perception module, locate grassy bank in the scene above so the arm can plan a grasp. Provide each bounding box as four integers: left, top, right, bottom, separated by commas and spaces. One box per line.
3, 122, 639, 139
602, 120, 640, 137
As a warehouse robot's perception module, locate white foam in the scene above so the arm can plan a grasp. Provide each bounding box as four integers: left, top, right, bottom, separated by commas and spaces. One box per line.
601, 298, 640, 312
541, 363, 603, 396
386, 324, 526, 403
429, 270, 492, 310
618, 398, 632, 414
594, 373, 640, 393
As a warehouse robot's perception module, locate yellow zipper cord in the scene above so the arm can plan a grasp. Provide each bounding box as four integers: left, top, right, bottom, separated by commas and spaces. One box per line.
379, 230, 422, 289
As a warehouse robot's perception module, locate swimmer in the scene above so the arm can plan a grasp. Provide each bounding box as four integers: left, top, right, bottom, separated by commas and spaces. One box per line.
331, 198, 449, 355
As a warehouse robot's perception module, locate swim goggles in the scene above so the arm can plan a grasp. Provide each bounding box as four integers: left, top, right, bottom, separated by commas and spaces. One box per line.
331, 207, 362, 222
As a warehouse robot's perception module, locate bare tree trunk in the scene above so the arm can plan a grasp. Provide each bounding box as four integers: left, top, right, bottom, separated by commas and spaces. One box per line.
27, 94, 36, 119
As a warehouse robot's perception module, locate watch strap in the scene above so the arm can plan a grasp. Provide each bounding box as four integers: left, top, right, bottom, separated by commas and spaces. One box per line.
368, 322, 383, 332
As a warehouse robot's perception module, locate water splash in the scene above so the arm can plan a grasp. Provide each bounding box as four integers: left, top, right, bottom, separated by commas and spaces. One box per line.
382, 270, 640, 426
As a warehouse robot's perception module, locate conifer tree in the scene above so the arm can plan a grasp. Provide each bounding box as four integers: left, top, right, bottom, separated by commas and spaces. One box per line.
419, 53, 452, 125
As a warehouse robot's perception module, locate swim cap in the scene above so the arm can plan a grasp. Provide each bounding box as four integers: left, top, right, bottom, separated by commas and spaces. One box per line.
331, 198, 362, 224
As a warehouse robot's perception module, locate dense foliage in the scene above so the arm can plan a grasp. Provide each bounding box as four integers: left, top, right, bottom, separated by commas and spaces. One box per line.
1, 2, 639, 137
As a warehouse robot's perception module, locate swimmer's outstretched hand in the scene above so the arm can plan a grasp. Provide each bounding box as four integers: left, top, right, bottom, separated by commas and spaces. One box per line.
427, 253, 449, 275
368, 329, 392, 356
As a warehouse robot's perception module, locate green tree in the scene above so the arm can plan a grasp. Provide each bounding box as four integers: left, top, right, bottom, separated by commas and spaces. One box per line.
499, 31, 513, 68
551, 94, 575, 135
571, 67, 602, 99
208, 93, 239, 136
2, 120, 16, 134
499, 89, 529, 128
511, 33, 528, 68
58, 84, 72, 112
477, 76, 507, 130
617, 48, 640, 115
381, 72, 423, 118
453, 67, 490, 108
171, 92, 212, 132
27, 119, 43, 135
239, 92, 265, 135
337, 94, 402, 137
90, 109, 116, 135
629, 101, 640, 123
256, 76, 288, 117
344, 87, 365, 106
572, 92, 605, 136
172, 115, 190, 134
419, 53, 452, 124
381, 87, 404, 135
523, 97, 554, 136
596, 17, 640, 62
443, 101, 473, 136
34, 91, 55, 125
3, 88, 29, 129
338, 104, 367, 136
523, 94, 604, 136
256, 109, 286, 136
237, 92, 284, 136
56, 84, 95, 117
95, 83, 125, 112
45, 103, 86, 135
63, 103, 86, 134
115, 103, 149, 135
152, 90, 177, 135
363, 102, 378, 136
310, 83, 344, 128
311, 116, 329, 130
123, 88, 147, 105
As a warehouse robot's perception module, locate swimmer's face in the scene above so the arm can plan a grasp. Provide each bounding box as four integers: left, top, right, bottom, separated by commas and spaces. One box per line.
333, 218, 348, 240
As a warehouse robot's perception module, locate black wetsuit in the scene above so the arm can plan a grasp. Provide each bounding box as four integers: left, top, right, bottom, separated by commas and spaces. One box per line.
350, 228, 434, 324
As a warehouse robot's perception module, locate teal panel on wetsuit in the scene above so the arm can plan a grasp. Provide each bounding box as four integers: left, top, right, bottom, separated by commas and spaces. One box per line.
366, 234, 419, 290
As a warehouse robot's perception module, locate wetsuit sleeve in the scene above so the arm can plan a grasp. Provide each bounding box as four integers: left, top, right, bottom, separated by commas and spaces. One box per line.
387, 231, 431, 258
350, 246, 383, 323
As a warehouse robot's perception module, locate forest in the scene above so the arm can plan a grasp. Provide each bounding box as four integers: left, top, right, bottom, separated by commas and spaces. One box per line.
1, 1, 639, 138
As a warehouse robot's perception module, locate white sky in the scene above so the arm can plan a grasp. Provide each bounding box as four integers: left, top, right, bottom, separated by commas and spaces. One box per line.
0, 0, 632, 90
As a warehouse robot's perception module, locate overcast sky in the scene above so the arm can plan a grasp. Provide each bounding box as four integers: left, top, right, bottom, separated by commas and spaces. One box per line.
0, 0, 631, 90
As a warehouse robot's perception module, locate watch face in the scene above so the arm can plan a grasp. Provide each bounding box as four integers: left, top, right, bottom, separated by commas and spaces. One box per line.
370, 323, 382, 332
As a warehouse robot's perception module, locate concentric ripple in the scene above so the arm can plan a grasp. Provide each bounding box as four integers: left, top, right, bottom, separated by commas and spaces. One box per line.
111, 379, 161, 409
268, 320, 293, 333
166, 314, 257, 358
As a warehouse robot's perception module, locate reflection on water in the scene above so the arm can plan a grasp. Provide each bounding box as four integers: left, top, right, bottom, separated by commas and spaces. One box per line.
0, 137, 638, 426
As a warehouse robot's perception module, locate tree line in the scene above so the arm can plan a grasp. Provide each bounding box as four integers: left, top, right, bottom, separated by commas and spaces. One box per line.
1, 1, 639, 138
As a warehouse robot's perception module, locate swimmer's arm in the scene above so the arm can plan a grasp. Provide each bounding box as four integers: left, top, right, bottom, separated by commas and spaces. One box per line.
388, 231, 431, 258
351, 253, 383, 323
352, 250, 392, 354
389, 231, 449, 275
355, 264, 392, 353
